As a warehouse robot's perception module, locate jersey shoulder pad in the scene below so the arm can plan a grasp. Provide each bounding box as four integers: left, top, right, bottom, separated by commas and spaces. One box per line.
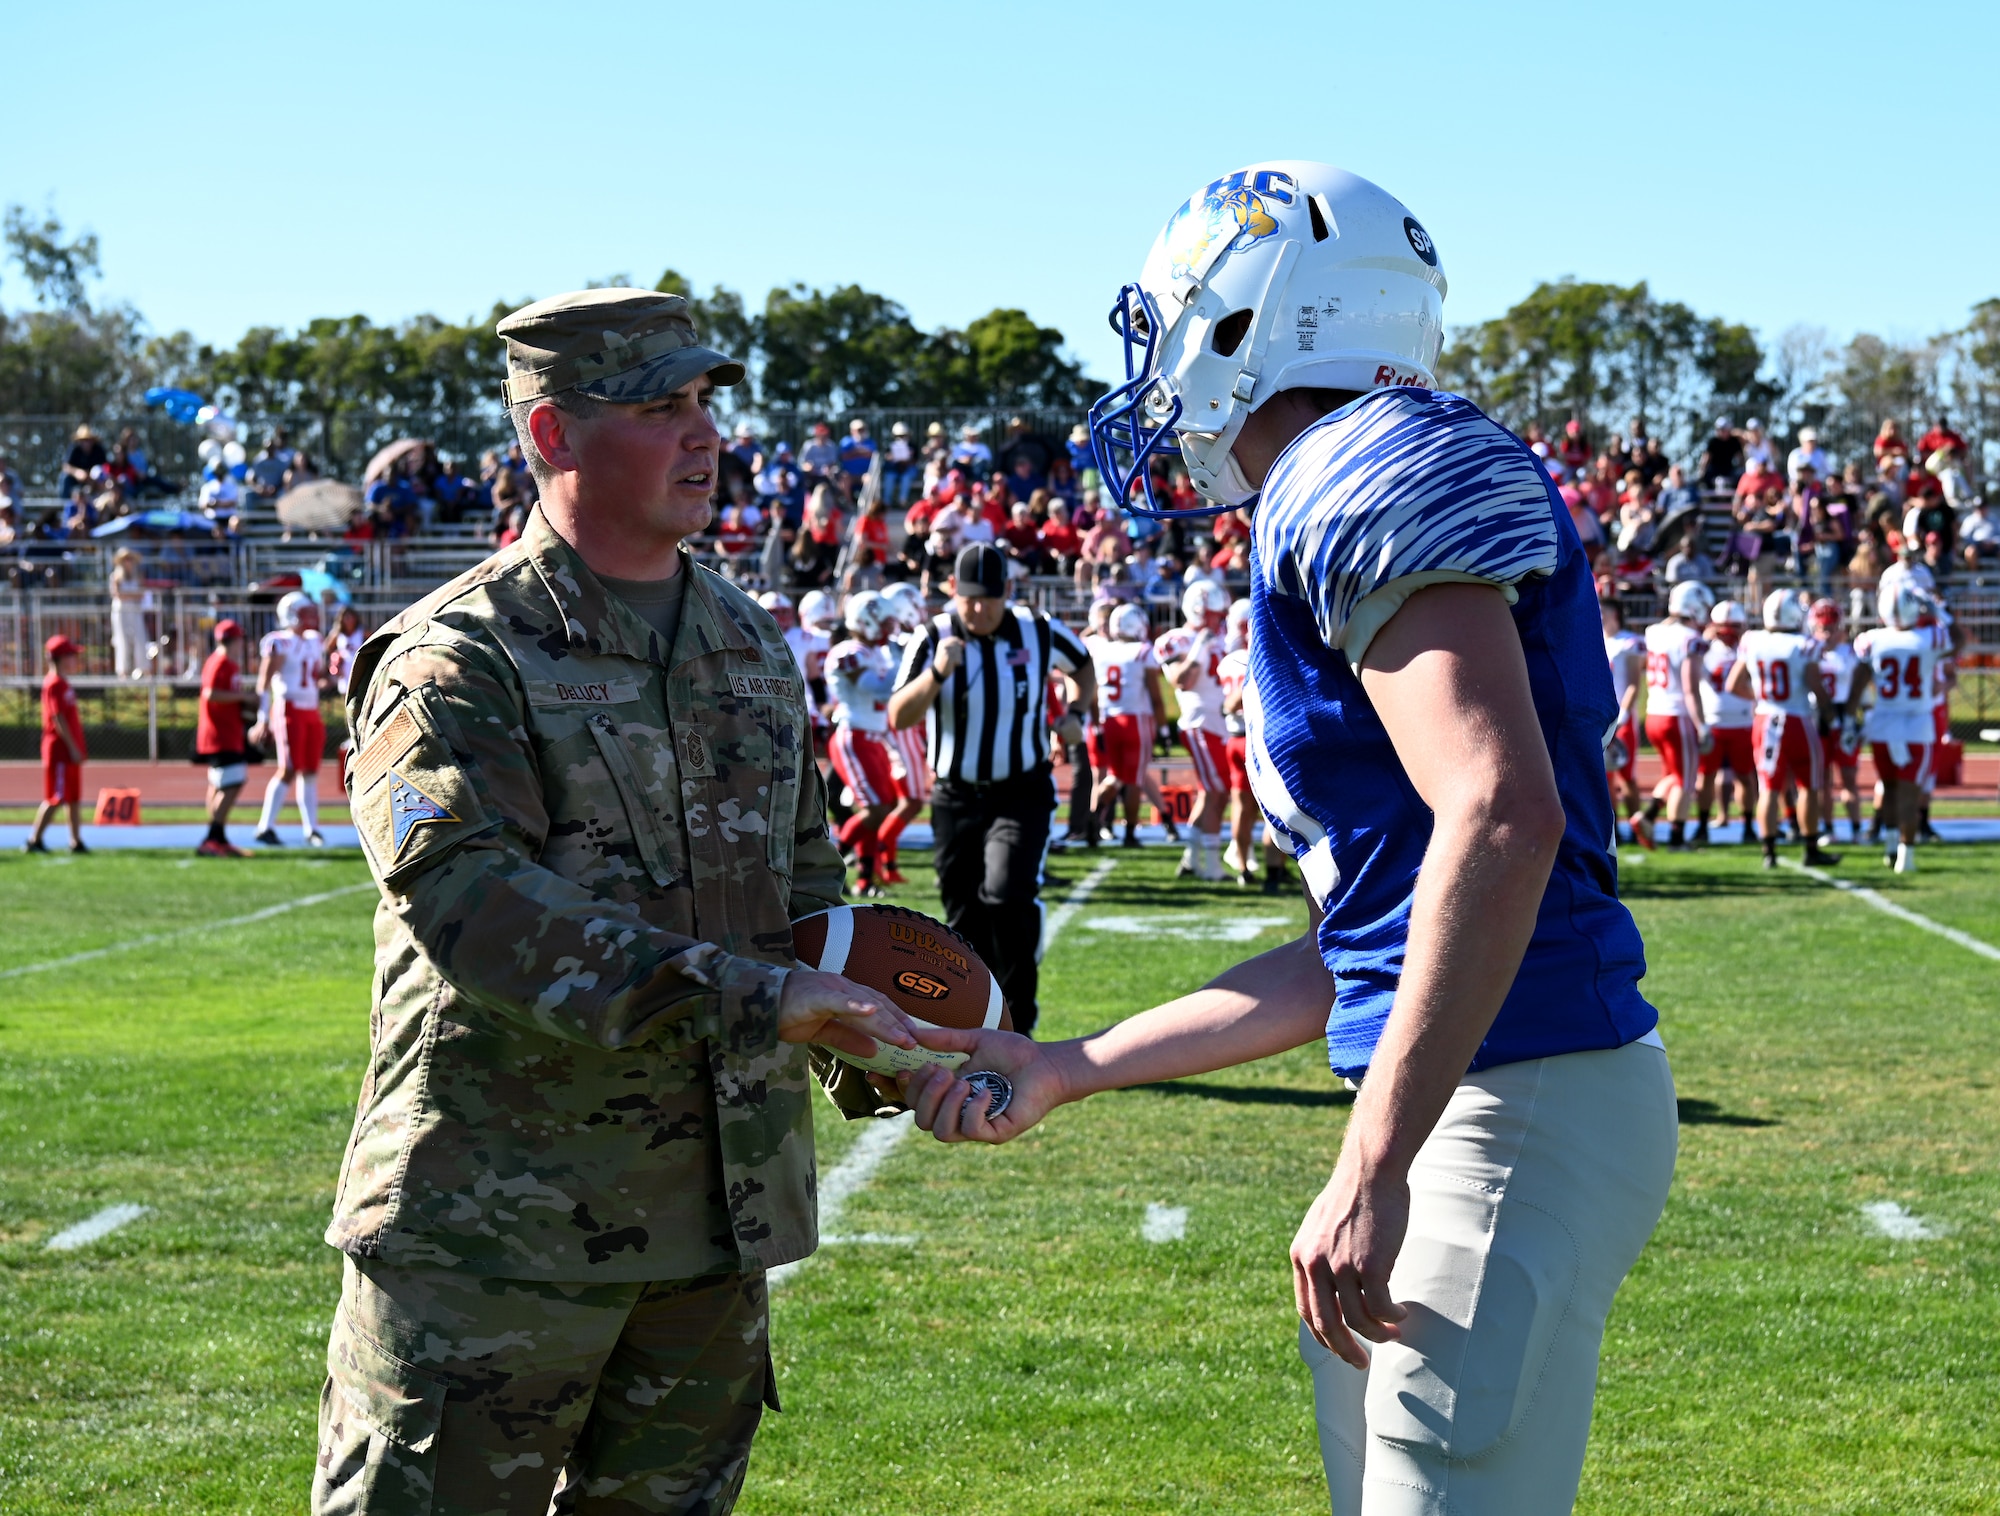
1254, 390, 1561, 651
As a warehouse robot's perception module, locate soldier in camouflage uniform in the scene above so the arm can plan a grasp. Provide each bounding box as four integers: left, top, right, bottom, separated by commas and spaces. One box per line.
315, 288, 917, 1516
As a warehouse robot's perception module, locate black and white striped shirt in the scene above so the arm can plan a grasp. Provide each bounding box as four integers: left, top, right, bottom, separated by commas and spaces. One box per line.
894, 605, 1088, 784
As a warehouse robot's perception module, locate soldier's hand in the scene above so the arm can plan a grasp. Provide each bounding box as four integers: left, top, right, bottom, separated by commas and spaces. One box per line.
933, 636, 965, 677
779, 968, 920, 1062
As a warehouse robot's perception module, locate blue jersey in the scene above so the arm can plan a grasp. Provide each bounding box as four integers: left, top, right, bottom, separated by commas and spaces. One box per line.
1246, 387, 1655, 1078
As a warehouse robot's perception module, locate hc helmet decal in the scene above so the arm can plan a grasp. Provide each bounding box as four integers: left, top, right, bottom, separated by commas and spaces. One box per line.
1164, 170, 1297, 279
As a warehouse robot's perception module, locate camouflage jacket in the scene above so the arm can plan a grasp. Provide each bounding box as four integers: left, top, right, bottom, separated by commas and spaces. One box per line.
328, 508, 849, 1281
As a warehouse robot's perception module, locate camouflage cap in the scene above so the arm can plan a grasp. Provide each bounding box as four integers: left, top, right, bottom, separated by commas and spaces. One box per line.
497, 288, 745, 406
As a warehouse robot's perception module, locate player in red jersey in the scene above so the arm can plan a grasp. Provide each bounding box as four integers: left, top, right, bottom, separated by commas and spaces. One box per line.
1809, 599, 1864, 844
1216, 598, 1293, 895
249, 591, 330, 846
1600, 599, 1647, 845
825, 591, 901, 897
1087, 603, 1171, 847
1159, 580, 1231, 881
1853, 581, 1953, 872
26, 634, 87, 854
875, 581, 933, 885
1637, 581, 1712, 849
1727, 590, 1839, 868
194, 619, 262, 857
1695, 600, 1755, 845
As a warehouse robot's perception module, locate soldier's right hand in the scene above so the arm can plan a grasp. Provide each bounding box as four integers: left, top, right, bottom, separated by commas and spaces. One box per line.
779, 969, 921, 1062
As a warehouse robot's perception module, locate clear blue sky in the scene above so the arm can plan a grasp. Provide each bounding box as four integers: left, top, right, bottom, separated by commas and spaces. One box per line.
6, 0, 1995, 386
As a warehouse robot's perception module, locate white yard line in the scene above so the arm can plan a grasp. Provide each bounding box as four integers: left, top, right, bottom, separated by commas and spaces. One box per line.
1779, 860, 2000, 963
1861, 1201, 1945, 1241
45, 1203, 150, 1251
776, 860, 1118, 1287
1142, 1203, 1188, 1243
770, 1113, 914, 1286
0, 883, 374, 982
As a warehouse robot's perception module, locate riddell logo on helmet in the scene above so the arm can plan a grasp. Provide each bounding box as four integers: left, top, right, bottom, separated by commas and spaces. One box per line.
1374, 365, 1424, 387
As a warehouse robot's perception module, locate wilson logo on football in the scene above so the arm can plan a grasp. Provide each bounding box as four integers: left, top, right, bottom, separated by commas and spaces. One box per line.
894, 970, 951, 1001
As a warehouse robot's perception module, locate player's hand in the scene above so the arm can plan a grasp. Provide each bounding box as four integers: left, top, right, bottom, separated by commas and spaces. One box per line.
779, 968, 920, 1062
898, 1025, 1060, 1144
248, 721, 269, 747
1292, 1143, 1412, 1371
933, 636, 965, 677
1696, 727, 1714, 755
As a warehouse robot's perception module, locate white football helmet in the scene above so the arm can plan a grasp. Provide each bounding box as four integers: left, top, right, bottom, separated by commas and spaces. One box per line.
277, 591, 314, 629
880, 581, 926, 631
1181, 579, 1228, 625
798, 590, 838, 632
1225, 597, 1252, 651
1110, 603, 1151, 642
1708, 599, 1747, 629
1668, 581, 1715, 622
845, 591, 892, 642
755, 590, 792, 612
1762, 589, 1805, 633
1882, 580, 1930, 631
1089, 161, 1448, 514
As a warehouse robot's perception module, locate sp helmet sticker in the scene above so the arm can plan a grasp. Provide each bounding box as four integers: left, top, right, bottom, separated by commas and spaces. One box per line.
1403, 216, 1438, 267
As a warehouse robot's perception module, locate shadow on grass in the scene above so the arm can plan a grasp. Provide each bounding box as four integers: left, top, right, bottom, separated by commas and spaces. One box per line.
1128, 1080, 1354, 1109
1676, 1097, 1776, 1127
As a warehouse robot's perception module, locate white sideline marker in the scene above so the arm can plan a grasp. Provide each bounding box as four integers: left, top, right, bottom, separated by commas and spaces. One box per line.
1861, 1201, 1944, 1241
0, 883, 375, 982
1779, 860, 2000, 963
45, 1203, 150, 1252
1142, 1203, 1188, 1244
774, 860, 1118, 1288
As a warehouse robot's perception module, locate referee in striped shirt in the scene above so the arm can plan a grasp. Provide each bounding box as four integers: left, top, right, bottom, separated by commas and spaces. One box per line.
888, 544, 1093, 1035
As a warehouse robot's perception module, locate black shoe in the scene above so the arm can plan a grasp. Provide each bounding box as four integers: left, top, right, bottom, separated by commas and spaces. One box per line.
307, 831, 326, 848
22, 838, 48, 854
1175, 858, 1195, 879
1761, 852, 1778, 869
254, 829, 283, 846
1918, 826, 1944, 845
1261, 871, 1284, 896
1802, 848, 1841, 867
68, 841, 89, 855
1121, 832, 1142, 849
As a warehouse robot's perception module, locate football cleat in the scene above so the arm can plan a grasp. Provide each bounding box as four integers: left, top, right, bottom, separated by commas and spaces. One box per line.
255, 829, 283, 846
307, 831, 327, 848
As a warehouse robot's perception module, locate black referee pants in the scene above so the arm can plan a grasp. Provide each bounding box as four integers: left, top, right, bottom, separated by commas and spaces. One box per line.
929, 766, 1053, 1037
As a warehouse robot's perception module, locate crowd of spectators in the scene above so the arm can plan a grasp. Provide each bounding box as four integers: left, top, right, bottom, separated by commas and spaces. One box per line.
709, 414, 1255, 618
1527, 411, 1990, 614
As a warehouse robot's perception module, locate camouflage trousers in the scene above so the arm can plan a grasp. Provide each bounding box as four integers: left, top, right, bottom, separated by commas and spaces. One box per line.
313, 1257, 774, 1516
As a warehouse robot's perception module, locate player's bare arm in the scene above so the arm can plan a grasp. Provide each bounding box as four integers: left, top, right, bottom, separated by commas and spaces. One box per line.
248, 649, 277, 743
1682, 643, 1709, 742
909, 584, 1564, 1365
1146, 664, 1170, 723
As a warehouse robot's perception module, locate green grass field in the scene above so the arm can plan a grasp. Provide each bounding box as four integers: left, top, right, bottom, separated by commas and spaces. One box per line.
1, 842, 1997, 1512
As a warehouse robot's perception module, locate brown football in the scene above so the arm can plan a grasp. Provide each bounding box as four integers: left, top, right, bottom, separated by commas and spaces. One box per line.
791, 904, 1011, 1074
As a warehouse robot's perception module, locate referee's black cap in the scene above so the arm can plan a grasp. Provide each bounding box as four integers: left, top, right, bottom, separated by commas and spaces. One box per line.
953, 543, 1007, 596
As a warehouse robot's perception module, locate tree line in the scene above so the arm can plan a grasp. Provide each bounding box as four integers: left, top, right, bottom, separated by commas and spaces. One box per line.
0, 206, 1100, 437
3, 203, 1994, 479
1440, 276, 1999, 471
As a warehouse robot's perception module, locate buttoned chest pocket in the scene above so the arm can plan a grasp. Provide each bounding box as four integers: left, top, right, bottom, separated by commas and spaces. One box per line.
524, 686, 684, 896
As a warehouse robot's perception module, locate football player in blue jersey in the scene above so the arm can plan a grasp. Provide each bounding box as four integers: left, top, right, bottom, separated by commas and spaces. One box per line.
898, 163, 1677, 1514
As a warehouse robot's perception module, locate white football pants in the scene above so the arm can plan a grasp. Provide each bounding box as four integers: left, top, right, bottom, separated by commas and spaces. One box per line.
1301, 1038, 1677, 1515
